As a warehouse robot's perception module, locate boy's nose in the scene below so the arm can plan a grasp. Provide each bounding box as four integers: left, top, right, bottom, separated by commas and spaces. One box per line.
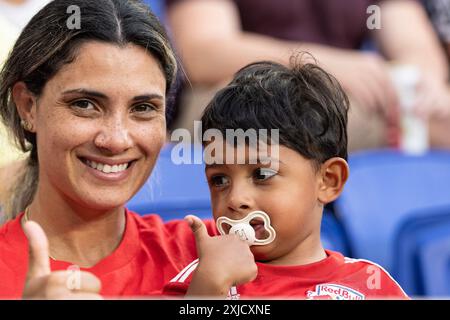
227, 190, 254, 216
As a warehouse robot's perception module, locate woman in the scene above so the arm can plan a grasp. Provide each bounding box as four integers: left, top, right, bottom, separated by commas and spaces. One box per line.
0, 0, 206, 299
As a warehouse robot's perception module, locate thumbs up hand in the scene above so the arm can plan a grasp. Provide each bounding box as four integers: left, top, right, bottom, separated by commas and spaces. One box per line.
185, 215, 257, 298
22, 221, 103, 299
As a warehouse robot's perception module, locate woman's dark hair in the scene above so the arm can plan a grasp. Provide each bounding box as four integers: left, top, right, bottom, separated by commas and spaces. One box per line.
0, 0, 177, 219
201, 55, 349, 167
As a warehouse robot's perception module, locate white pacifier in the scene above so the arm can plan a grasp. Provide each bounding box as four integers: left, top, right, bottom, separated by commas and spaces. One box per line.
216, 210, 276, 246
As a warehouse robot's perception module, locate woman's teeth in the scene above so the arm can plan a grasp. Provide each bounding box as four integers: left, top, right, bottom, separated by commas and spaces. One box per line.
85, 160, 129, 174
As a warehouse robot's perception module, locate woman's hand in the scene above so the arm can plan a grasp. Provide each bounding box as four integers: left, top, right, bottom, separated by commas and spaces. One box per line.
185, 215, 257, 298
22, 221, 103, 299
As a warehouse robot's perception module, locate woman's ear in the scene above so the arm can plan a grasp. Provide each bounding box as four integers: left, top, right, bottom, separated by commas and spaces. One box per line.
317, 157, 349, 204
12, 82, 37, 132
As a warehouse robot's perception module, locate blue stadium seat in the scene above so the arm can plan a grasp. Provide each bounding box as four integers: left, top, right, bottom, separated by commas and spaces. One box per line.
321, 212, 350, 256
128, 143, 349, 254
392, 205, 450, 296
419, 229, 450, 297
334, 149, 450, 274
127, 143, 211, 220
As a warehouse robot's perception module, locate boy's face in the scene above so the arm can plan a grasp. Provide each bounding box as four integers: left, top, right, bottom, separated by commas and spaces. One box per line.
205, 144, 325, 265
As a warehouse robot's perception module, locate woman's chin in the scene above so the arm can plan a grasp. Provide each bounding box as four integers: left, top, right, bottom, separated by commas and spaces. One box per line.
71, 189, 133, 213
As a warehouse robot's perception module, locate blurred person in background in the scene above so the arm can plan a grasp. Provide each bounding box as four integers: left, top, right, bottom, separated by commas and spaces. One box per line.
423, 0, 450, 58
0, 0, 50, 30
166, 0, 450, 151
0, 0, 51, 216
0, 0, 50, 215
0, 15, 21, 215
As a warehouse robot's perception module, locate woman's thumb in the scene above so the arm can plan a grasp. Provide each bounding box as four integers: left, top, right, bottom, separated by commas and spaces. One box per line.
23, 221, 51, 280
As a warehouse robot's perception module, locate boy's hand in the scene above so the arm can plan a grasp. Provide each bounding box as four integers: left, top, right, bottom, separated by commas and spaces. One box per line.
22, 221, 103, 300
185, 215, 258, 298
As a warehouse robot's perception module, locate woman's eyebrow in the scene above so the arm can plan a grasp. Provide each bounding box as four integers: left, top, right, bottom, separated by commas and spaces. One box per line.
62, 88, 108, 100
61, 89, 164, 102
132, 93, 164, 102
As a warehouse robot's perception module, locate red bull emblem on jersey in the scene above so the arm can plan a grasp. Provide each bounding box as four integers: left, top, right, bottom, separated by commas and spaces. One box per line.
307, 283, 365, 300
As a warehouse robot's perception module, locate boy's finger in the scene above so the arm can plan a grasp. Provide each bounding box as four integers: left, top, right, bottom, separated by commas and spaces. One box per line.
23, 221, 51, 280
185, 215, 210, 243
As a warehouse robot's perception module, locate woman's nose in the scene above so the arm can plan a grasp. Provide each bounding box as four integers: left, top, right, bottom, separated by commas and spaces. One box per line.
94, 116, 133, 154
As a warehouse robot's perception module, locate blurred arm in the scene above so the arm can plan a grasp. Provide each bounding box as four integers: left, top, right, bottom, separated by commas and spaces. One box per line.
167, 0, 399, 113
167, 0, 369, 85
373, 0, 449, 80
168, 0, 298, 85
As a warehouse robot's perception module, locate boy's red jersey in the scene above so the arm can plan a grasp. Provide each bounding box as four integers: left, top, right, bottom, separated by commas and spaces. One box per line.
163, 250, 409, 300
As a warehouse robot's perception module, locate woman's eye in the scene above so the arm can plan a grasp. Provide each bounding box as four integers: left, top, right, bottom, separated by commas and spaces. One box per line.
253, 168, 278, 181
132, 104, 156, 113
210, 175, 229, 187
71, 100, 95, 110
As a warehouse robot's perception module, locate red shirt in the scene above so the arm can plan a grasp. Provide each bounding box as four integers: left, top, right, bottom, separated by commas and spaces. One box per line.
163, 250, 409, 300
0, 209, 215, 299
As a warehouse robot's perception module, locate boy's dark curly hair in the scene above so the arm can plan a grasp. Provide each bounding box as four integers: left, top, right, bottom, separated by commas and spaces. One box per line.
201, 54, 350, 166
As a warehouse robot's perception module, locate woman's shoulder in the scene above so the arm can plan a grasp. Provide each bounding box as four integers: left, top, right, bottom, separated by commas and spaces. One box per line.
0, 214, 28, 298
0, 214, 27, 261
0, 213, 26, 246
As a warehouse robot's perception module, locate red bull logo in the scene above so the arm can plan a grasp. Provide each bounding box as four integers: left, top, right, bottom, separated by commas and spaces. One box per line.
307, 283, 365, 300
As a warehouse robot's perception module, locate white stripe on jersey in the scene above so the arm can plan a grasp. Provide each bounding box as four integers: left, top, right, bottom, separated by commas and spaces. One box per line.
179, 261, 199, 283
343, 257, 408, 297
170, 259, 199, 283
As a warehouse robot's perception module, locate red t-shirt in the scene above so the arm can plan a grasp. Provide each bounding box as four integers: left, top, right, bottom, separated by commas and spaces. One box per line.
163, 250, 409, 300
0, 209, 215, 299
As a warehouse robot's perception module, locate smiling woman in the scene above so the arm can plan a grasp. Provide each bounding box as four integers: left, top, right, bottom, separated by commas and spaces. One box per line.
0, 0, 210, 299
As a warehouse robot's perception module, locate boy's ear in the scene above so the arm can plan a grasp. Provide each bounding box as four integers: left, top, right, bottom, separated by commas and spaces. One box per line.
12, 81, 38, 132
317, 157, 349, 204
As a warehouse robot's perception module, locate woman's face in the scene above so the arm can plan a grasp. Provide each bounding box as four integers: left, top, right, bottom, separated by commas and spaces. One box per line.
33, 41, 167, 212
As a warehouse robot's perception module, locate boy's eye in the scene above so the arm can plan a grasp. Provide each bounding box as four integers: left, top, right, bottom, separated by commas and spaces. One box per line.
253, 168, 278, 181
210, 175, 230, 187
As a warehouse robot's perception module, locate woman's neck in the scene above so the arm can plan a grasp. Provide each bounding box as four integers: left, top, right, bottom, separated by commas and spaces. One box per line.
26, 186, 127, 268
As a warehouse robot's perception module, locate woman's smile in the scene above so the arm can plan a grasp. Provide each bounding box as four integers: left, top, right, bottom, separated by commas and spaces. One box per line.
78, 155, 138, 182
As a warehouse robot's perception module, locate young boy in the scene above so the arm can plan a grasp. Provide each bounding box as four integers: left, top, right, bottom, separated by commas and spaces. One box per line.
163, 58, 408, 299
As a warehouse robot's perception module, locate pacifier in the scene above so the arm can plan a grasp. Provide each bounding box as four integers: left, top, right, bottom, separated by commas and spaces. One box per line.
216, 210, 276, 246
